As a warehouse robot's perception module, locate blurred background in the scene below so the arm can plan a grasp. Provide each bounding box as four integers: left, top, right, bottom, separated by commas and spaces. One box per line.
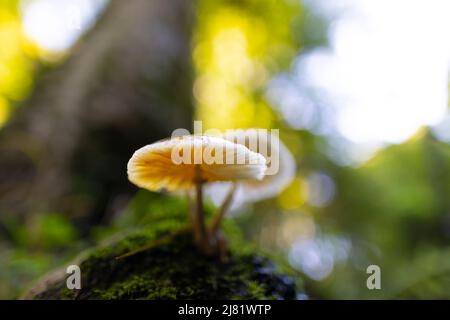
1, 0, 450, 299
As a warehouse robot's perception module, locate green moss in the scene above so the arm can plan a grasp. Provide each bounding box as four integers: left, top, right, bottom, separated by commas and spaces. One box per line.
60, 287, 77, 300
32, 225, 298, 300
232, 281, 268, 300
27, 196, 300, 300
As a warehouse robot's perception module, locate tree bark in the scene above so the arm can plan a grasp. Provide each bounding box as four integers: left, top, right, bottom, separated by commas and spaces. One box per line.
0, 0, 194, 229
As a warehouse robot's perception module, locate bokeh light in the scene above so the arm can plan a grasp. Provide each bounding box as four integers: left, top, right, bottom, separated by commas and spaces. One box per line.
269, 0, 450, 161
193, 1, 301, 131
0, 4, 34, 127
289, 235, 351, 281
432, 111, 450, 142
20, 0, 107, 54
278, 177, 308, 210
306, 172, 335, 208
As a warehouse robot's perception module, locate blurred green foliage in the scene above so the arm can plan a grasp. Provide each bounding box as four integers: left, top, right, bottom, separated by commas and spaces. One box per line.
0, 0, 39, 126
0, 0, 450, 300
0, 213, 82, 298
193, 0, 308, 130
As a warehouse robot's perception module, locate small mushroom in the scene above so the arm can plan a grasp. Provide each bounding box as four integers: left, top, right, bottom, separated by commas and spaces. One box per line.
127, 135, 267, 256
207, 129, 296, 229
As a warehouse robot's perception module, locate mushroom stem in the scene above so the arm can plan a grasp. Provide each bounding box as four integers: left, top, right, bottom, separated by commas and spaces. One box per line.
186, 190, 201, 245
210, 183, 237, 237
194, 165, 209, 253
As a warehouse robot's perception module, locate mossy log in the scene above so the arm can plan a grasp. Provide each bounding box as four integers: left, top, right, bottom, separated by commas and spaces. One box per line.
23, 227, 298, 300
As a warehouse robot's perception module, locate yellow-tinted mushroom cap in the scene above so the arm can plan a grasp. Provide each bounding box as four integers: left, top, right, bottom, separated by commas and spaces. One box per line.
127, 135, 267, 191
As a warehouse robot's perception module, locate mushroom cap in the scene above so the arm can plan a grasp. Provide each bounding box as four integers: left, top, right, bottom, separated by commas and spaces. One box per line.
127, 135, 267, 192
207, 129, 296, 208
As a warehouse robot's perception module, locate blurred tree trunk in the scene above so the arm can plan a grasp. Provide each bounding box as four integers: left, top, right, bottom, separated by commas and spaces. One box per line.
0, 0, 194, 231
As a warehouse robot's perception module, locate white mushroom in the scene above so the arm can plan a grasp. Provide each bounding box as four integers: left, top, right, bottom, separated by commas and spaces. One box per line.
127, 135, 267, 255
207, 129, 296, 213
